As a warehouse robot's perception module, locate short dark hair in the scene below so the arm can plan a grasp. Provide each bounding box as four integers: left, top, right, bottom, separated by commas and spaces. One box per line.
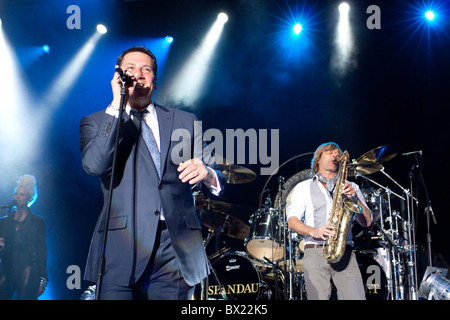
116, 46, 158, 80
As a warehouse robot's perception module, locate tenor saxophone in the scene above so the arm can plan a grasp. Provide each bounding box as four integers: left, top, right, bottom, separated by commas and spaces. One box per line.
323, 151, 362, 263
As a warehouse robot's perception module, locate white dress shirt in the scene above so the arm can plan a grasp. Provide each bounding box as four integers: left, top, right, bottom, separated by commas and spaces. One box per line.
287, 176, 367, 246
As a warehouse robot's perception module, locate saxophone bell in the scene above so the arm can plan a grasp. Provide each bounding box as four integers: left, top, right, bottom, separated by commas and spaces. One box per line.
343, 194, 363, 214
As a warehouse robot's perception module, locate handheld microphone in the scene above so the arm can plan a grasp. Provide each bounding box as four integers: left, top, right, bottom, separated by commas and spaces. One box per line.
0, 200, 17, 209
114, 65, 132, 83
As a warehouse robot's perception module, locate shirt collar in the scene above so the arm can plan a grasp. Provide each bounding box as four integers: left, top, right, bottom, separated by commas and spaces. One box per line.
127, 101, 155, 116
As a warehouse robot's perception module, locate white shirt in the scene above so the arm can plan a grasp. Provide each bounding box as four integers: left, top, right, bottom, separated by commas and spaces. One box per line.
287, 176, 367, 246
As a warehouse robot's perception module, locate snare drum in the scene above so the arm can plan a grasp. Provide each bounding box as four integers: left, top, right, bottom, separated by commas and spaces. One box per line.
245, 208, 283, 262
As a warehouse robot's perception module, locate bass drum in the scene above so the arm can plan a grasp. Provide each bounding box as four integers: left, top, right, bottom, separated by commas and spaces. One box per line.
207, 252, 269, 300
355, 252, 389, 300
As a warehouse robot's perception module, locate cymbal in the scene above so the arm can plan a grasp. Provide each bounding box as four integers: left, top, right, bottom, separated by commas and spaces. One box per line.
347, 162, 384, 177
214, 154, 257, 184
198, 209, 250, 240
357, 144, 400, 164
220, 165, 257, 184
195, 193, 232, 212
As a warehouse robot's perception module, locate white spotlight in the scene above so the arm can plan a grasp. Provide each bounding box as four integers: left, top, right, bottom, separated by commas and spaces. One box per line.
339, 2, 350, 14
43, 29, 103, 110
0, 24, 39, 171
331, 2, 355, 76
218, 12, 229, 23
96, 24, 107, 34
162, 13, 228, 107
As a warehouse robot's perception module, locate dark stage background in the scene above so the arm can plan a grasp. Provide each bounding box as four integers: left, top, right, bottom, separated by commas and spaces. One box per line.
0, 0, 449, 300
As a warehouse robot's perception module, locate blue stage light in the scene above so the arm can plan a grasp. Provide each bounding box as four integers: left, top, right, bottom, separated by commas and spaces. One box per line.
293, 23, 302, 35
165, 36, 173, 43
425, 10, 436, 21
42, 44, 50, 54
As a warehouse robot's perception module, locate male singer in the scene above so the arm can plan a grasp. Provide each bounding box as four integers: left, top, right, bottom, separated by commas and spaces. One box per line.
80, 46, 225, 299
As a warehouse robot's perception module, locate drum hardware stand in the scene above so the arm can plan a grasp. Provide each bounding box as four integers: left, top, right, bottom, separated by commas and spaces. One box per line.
355, 172, 405, 201
277, 175, 292, 300
372, 218, 396, 299
200, 228, 229, 300
379, 168, 418, 300
276, 176, 302, 300
355, 173, 400, 299
288, 230, 294, 300
356, 171, 419, 300
387, 188, 406, 300
263, 257, 285, 300
194, 190, 229, 301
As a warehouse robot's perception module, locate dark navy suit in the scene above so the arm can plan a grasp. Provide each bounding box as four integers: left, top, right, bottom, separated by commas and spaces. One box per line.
80, 103, 224, 298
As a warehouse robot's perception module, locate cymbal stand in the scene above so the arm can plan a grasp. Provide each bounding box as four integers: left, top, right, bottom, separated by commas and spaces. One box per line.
384, 188, 405, 300
356, 172, 408, 299
356, 172, 398, 299
375, 190, 394, 299
355, 172, 405, 201
200, 229, 229, 300
379, 168, 418, 300
193, 190, 228, 301
287, 229, 295, 300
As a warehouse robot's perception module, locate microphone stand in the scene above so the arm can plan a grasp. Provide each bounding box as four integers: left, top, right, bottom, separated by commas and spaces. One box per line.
411, 153, 436, 267
95, 76, 128, 300
276, 176, 290, 300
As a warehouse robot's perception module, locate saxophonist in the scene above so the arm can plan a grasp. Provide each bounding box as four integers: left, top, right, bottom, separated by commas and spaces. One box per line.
287, 142, 372, 300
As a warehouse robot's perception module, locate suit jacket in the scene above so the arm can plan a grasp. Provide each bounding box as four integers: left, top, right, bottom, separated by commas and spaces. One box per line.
80, 103, 224, 287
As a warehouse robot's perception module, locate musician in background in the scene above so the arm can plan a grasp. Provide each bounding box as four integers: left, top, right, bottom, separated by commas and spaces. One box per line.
287, 142, 372, 300
0, 175, 48, 300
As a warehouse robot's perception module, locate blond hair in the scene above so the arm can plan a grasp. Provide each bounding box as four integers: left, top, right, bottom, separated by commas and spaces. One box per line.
15, 174, 38, 207
311, 142, 342, 175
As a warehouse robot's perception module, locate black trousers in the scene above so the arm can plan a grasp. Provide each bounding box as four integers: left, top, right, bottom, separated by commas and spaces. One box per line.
0, 264, 40, 300
99, 221, 194, 300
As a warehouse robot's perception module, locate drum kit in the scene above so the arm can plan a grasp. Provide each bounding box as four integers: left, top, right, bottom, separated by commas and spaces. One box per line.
195, 145, 422, 300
